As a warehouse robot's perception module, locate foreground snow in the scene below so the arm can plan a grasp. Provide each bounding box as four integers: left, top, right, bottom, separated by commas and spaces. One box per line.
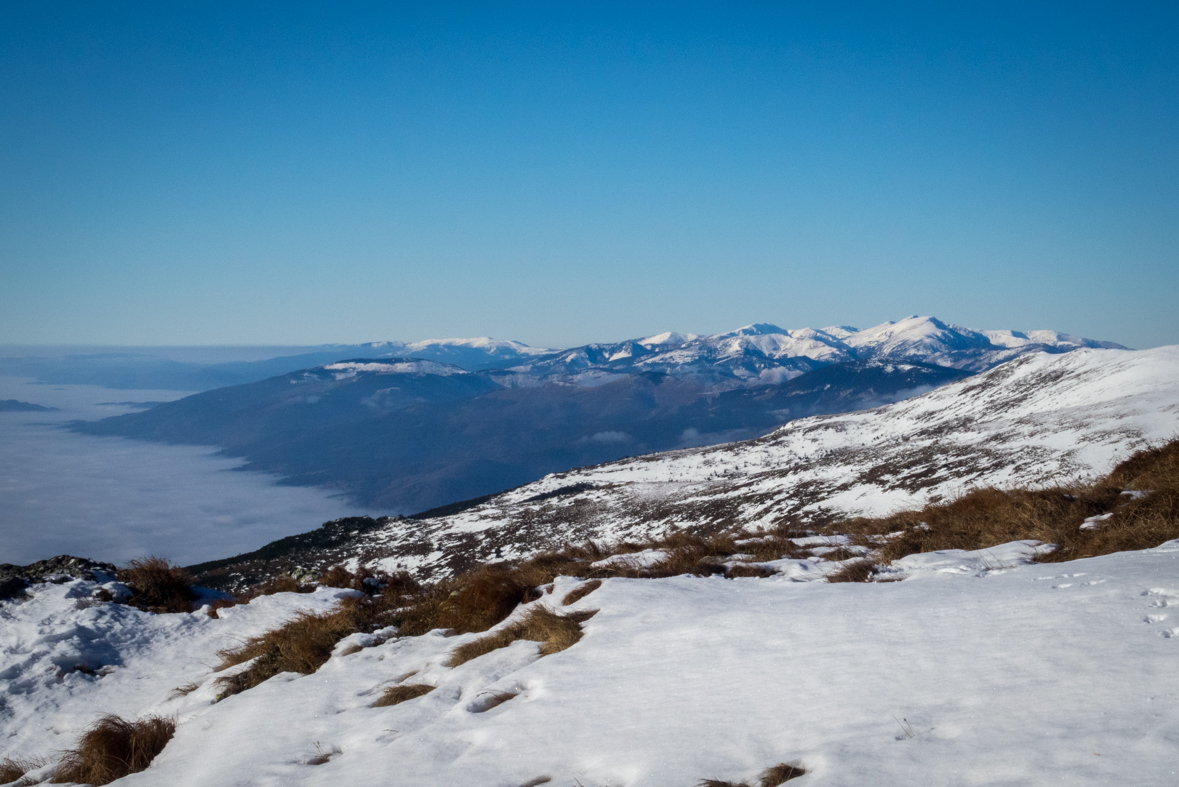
3, 540, 1178, 785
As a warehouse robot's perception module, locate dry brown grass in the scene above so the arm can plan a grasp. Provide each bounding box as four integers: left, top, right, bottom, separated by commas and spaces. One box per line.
697, 762, 806, 787
725, 564, 779, 579
51, 715, 174, 785
757, 763, 806, 785
447, 607, 596, 667
215, 594, 396, 697
823, 439, 1179, 566
562, 580, 602, 605
826, 560, 880, 583
118, 557, 198, 614
0, 757, 47, 785
372, 683, 434, 707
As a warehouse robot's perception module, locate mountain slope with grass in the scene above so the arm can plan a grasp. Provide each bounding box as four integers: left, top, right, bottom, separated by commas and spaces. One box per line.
181, 345, 1178, 584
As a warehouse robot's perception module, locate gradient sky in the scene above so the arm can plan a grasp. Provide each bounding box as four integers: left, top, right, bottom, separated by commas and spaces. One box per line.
1, 2, 1176, 349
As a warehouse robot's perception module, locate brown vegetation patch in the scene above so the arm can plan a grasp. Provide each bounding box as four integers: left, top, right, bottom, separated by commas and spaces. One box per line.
826, 560, 880, 583
372, 683, 434, 707
0, 757, 47, 786
824, 438, 1179, 565
816, 546, 860, 562
215, 594, 395, 697
448, 607, 595, 667
119, 557, 198, 614
52, 715, 175, 785
725, 564, 779, 579
697, 761, 806, 787
562, 579, 602, 605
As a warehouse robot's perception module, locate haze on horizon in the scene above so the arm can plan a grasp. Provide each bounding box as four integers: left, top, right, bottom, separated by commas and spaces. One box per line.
1, 3, 1177, 350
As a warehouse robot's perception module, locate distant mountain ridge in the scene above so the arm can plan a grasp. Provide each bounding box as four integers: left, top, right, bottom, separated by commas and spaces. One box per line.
2, 316, 1123, 391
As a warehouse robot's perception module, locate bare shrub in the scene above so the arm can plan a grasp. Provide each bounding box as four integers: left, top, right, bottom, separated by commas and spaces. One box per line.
52, 715, 175, 785
827, 560, 879, 583
448, 607, 595, 667
372, 683, 433, 708
562, 580, 602, 605
118, 557, 198, 614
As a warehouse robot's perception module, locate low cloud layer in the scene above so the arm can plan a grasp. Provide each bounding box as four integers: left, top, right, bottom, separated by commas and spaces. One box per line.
0, 379, 378, 566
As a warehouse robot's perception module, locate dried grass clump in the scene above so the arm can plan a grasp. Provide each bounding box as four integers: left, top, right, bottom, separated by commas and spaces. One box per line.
372, 683, 434, 707
757, 762, 807, 785
697, 761, 806, 787
52, 715, 175, 785
118, 557, 198, 614
826, 559, 880, 583
215, 594, 395, 697
448, 607, 595, 667
738, 535, 805, 563
725, 564, 779, 579
562, 580, 602, 605
0, 757, 47, 785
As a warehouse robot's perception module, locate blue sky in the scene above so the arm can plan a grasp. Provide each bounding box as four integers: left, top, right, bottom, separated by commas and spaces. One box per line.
1, 3, 1176, 349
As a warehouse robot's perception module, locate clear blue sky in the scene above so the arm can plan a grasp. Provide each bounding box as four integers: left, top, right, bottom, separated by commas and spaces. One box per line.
1, 2, 1176, 349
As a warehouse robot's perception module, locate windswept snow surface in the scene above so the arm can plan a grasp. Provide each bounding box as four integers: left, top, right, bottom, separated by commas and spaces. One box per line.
349, 346, 1179, 578
2, 540, 1178, 785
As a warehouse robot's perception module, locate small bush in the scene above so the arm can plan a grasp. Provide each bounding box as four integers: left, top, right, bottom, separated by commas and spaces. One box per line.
119, 557, 198, 614
52, 715, 175, 785
372, 683, 433, 708
448, 607, 595, 667
562, 580, 602, 605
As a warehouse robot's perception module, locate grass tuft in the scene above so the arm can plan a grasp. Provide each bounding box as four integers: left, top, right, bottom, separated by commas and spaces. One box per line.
561, 580, 602, 605
448, 607, 595, 667
51, 715, 175, 785
726, 564, 779, 579
696, 761, 805, 787
0, 757, 47, 785
826, 560, 880, 583
118, 557, 198, 614
372, 683, 434, 707
215, 594, 396, 697
757, 762, 806, 786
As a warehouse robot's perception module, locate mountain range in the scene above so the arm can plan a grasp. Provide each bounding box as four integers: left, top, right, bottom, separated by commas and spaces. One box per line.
187, 343, 1179, 585
69, 317, 1127, 515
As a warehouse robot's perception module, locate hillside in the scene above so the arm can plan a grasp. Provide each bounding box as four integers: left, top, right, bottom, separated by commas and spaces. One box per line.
186, 345, 1178, 584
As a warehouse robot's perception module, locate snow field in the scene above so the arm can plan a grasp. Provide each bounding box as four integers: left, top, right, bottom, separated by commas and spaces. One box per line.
3, 539, 1178, 785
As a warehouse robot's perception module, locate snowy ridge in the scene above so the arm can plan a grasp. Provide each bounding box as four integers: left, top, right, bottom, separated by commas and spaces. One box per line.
351, 346, 1178, 577
505, 316, 1128, 389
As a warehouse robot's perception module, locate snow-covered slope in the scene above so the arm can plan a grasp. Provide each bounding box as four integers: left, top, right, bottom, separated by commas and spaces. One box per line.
3, 540, 1178, 785
342, 346, 1179, 577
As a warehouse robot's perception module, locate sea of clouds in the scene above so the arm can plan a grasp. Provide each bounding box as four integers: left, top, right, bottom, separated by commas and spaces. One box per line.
0, 377, 380, 566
